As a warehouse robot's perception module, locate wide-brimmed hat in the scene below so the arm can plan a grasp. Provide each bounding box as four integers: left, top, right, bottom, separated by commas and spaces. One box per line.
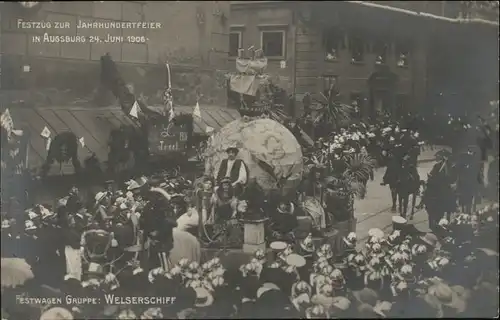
292, 281, 312, 298
256, 282, 281, 299
95, 191, 107, 203
194, 287, 214, 307
117, 309, 137, 319
40, 307, 74, 320
352, 287, 379, 307
219, 177, 232, 185
286, 254, 306, 268
225, 146, 239, 154
428, 282, 466, 313
24, 219, 37, 231
398, 264, 416, 283
368, 228, 385, 239
331, 296, 351, 312
1, 219, 11, 229
316, 244, 333, 260
420, 233, 439, 248
126, 177, 148, 191
300, 234, 315, 253
305, 304, 328, 319
270, 241, 288, 251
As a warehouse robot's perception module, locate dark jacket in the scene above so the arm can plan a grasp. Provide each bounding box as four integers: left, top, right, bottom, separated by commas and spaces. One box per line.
216, 159, 246, 184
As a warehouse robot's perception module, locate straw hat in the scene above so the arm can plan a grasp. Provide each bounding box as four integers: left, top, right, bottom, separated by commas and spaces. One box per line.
286, 254, 306, 268
140, 308, 163, 319
305, 304, 328, 318
25, 219, 37, 231
331, 296, 351, 312
292, 281, 312, 299
411, 244, 427, 256
117, 309, 137, 319
420, 233, 440, 248
300, 234, 315, 253
368, 228, 384, 239
352, 287, 379, 307
126, 176, 148, 191
40, 307, 74, 320
316, 244, 333, 260
428, 283, 466, 314
329, 270, 345, 290
398, 264, 416, 283
343, 232, 357, 247
270, 241, 287, 251
194, 287, 214, 307
95, 191, 107, 203
254, 249, 267, 264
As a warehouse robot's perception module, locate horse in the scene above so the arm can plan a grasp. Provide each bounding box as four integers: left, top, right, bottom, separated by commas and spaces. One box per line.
394, 157, 421, 220
421, 158, 457, 231
456, 152, 483, 214
40, 131, 81, 177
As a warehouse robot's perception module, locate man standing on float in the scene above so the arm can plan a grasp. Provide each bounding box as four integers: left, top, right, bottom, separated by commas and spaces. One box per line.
216, 147, 248, 198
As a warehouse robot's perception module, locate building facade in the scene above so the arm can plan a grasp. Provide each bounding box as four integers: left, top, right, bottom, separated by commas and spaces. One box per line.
1, 1, 230, 106
229, 1, 499, 117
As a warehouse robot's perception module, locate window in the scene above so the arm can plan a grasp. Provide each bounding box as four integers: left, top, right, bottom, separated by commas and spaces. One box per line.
396, 41, 410, 67
373, 39, 389, 65
324, 28, 344, 61
349, 34, 365, 63
322, 75, 339, 99
229, 31, 242, 57
261, 30, 285, 58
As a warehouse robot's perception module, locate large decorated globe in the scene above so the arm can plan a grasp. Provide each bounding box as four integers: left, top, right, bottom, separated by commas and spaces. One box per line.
204, 118, 304, 195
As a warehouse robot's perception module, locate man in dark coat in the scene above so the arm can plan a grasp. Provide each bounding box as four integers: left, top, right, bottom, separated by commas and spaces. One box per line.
215, 147, 248, 198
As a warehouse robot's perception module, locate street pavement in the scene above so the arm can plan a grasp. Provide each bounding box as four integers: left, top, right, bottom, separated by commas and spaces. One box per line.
353, 146, 495, 246
353, 146, 445, 245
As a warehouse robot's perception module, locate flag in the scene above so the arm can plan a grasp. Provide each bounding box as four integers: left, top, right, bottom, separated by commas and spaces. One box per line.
193, 101, 202, 119
1, 108, 14, 135
129, 101, 139, 119
40, 126, 51, 139
162, 63, 175, 121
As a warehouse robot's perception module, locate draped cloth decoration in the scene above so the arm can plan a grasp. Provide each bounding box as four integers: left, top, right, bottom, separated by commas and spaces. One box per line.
204, 118, 304, 194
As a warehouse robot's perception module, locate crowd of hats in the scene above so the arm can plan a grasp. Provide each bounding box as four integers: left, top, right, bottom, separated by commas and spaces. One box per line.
3, 192, 499, 319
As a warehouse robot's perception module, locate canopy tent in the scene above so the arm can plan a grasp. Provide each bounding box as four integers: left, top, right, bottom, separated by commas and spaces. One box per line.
204, 118, 304, 194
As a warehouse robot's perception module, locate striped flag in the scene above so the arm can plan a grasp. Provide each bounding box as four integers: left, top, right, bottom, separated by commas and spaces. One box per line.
162, 63, 175, 121
1, 108, 14, 136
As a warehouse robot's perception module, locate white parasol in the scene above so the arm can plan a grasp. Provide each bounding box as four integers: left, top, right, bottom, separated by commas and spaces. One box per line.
1, 258, 34, 288
204, 118, 303, 194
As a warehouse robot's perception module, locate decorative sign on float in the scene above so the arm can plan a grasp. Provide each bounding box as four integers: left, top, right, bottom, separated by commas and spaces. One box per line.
148, 122, 188, 155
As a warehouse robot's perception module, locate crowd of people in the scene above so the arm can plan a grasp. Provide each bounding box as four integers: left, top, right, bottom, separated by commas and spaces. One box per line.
1, 102, 499, 319
1, 177, 498, 318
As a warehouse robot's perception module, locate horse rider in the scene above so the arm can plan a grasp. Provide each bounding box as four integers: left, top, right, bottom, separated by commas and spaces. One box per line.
381, 145, 404, 212
215, 146, 248, 198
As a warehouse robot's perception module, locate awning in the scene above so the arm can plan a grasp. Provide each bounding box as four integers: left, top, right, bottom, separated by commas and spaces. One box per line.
9, 105, 240, 172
